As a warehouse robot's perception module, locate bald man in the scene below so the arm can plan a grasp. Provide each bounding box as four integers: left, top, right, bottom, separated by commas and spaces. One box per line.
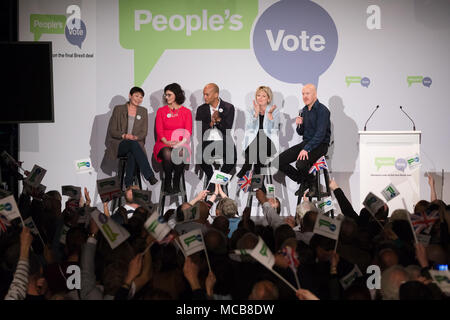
196, 83, 237, 193
276, 84, 331, 196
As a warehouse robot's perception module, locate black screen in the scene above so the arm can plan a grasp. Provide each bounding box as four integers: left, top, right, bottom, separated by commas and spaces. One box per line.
0, 41, 54, 123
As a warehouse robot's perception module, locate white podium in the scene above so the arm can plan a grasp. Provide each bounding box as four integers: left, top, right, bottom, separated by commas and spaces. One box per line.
359, 131, 421, 214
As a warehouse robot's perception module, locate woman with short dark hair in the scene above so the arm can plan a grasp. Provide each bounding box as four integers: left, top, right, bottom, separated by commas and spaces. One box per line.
104, 86, 157, 188
153, 83, 192, 193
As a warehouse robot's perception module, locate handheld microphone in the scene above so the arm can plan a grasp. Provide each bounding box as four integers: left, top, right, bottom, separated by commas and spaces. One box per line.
363, 105, 379, 131
399, 106, 416, 131
297, 109, 304, 128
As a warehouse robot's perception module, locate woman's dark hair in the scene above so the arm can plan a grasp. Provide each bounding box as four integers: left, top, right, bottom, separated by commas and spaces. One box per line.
164, 83, 185, 105
129, 86, 145, 96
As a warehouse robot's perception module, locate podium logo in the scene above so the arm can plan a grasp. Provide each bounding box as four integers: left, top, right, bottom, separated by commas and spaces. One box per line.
375, 157, 408, 172
345, 76, 371, 88
407, 76, 432, 88
253, 0, 338, 84
30, 5, 87, 48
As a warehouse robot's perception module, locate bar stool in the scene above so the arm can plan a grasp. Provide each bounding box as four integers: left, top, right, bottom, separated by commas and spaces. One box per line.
111, 156, 142, 212
202, 154, 229, 195
158, 168, 188, 216
239, 164, 273, 215
297, 155, 331, 204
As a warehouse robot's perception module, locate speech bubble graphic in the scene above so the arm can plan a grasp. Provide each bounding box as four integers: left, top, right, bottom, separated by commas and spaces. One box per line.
407, 76, 423, 87
375, 157, 395, 171
345, 76, 361, 87
119, 0, 258, 86
422, 77, 432, 88
395, 158, 407, 172
65, 18, 87, 49
30, 14, 66, 41
361, 77, 370, 88
253, 0, 338, 85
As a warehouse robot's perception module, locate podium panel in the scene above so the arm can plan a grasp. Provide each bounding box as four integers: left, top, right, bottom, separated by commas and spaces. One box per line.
359, 131, 421, 214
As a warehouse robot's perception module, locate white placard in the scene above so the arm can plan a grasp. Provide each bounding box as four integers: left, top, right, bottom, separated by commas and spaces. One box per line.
90, 209, 130, 249
97, 177, 121, 202
209, 170, 232, 186
25, 165, 47, 187
74, 158, 94, 173
179, 229, 205, 256
315, 196, 335, 213
0, 195, 21, 221
313, 212, 342, 240
144, 211, 172, 242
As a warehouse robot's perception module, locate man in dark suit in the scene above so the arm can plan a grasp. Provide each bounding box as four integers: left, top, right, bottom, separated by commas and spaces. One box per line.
196, 83, 237, 192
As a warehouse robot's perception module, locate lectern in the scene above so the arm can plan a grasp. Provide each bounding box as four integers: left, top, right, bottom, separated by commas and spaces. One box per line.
359, 131, 421, 214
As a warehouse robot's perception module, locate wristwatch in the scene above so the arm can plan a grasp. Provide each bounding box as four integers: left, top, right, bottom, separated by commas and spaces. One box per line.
88, 232, 98, 239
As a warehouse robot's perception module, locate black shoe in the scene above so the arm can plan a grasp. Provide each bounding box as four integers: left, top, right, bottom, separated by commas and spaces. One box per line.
148, 174, 158, 185
295, 182, 309, 197
308, 184, 318, 197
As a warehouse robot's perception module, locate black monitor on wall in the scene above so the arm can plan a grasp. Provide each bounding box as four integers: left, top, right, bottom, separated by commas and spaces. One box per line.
0, 41, 54, 123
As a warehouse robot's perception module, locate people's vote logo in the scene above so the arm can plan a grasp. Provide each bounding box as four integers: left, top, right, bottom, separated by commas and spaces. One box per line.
253, 0, 338, 84
30, 5, 87, 48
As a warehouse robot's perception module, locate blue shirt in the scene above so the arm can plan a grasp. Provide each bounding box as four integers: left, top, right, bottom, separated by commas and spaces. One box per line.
296, 99, 331, 152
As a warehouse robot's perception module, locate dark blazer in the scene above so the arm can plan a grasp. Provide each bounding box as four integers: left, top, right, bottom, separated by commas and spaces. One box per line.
104, 104, 148, 161
195, 99, 235, 141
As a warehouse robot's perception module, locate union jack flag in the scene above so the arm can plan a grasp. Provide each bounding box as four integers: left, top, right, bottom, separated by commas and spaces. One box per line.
238, 170, 252, 193
0, 214, 11, 235
281, 245, 300, 273
308, 156, 328, 174
410, 209, 440, 234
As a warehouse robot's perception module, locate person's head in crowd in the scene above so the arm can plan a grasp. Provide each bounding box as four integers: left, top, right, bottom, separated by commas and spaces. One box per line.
413, 200, 430, 215
216, 198, 238, 218
380, 265, 409, 300
300, 211, 318, 233
399, 281, 434, 300
426, 244, 448, 266
343, 282, 372, 300
176, 202, 192, 222
236, 232, 259, 250
377, 247, 399, 271
212, 215, 230, 236
45, 190, 62, 202
229, 227, 252, 250
163, 208, 176, 222
389, 209, 409, 223
164, 83, 186, 105
197, 201, 210, 225
248, 280, 279, 300
65, 226, 87, 260
237, 217, 255, 233
204, 228, 228, 255
268, 197, 281, 215
102, 259, 129, 297
28, 251, 48, 297
391, 219, 415, 245
405, 265, 422, 281
339, 217, 358, 245
296, 202, 318, 226
125, 185, 140, 205
274, 224, 296, 252
309, 234, 336, 262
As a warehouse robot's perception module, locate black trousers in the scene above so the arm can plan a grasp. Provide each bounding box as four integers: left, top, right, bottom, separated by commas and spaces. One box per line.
158, 147, 185, 181
239, 133, 277, 177
200, 139, 237, 185
275, 141, 328, 185
117, 140, 154, 187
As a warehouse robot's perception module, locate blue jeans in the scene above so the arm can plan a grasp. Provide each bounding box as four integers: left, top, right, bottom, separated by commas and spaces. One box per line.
118, 140, 154, 187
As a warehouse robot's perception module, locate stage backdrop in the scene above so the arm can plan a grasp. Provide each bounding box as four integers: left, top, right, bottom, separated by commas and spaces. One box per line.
18, 0, 450, 215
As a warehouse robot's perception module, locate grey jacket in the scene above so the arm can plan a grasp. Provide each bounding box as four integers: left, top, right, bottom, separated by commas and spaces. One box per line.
104, 104, 149, 161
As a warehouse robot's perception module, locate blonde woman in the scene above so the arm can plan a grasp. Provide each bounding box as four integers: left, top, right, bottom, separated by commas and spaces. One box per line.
237, 86, 280, 178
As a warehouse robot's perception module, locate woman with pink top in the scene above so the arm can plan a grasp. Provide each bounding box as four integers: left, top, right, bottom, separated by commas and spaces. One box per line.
153, 83, 192, 194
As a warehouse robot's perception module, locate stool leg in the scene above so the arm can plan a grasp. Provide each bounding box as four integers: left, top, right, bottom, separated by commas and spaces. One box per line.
316, 171, 322, 201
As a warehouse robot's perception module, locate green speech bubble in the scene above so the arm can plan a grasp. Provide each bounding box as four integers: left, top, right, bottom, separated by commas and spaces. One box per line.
119, 0, 258, 86
30, 14, 66, 41
407, 76, 423, 87
374, 157, 395, 171
345, 76, 361, 87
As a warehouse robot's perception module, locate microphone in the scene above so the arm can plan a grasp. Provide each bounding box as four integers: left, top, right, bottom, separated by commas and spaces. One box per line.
297, 110, 304, 128
364, 105, 379, 131
399, 106, 416, 131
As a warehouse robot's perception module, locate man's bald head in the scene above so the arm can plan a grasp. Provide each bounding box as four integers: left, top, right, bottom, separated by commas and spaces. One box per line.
203, 83, 220, 105
302, 83, 317, 108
